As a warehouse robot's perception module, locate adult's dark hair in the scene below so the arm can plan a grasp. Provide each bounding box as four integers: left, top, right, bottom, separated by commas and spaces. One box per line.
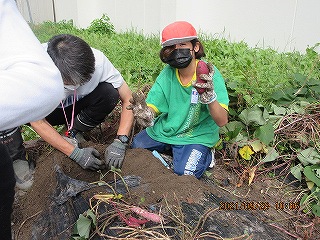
47, 34, 95, 85
159, 38, 205, 63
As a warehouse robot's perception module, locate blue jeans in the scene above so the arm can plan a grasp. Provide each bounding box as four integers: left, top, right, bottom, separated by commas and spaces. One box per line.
131, 130, 213, 179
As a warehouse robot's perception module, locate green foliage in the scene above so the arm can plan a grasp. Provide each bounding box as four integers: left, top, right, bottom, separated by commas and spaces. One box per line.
300, 186, 320, 217
221, 104, 275, 147
253, 123, 274, 146
31, 20, 82, 43
201, 34, 320, 107
271, 73, 320, 105
89, 30, 163, 90
291, 148, 320, 216
22, 124, 65, 141
298, 148, 320, 166
71, 210, 96, 239
21, 125, 39, 141
87, 14, 115, 35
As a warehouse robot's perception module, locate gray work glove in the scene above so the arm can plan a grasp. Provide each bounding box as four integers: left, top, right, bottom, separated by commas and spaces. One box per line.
69, 147, 105, 170
192, 62, 217, 104
104, 139, 127, 169
126, 92, 154, 128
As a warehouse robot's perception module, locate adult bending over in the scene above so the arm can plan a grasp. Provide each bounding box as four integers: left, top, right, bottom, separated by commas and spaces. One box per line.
29, 34, 134, 171
0, 0, 64, 239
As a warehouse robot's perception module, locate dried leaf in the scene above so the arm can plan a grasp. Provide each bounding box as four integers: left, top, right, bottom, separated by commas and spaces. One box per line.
237, 170, 248, 187
248, 166, 257, 185
250, 140, 263, 152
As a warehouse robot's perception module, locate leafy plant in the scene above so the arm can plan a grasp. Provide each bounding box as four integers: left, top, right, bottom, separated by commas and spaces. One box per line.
221, 104, 277, 161
219, 104, 281, 187
292, 148, 320, 216
87, 14, 115, 35
271, 73, 320, 105
71, 209, 97, 239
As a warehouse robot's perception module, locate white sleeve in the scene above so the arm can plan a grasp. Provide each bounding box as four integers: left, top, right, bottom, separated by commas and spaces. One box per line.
0, 0, 64, 131
92, 48, 124, 88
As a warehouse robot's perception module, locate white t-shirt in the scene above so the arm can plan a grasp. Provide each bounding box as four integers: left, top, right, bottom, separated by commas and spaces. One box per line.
0, 0, 64, 131
42, 44, 124, 107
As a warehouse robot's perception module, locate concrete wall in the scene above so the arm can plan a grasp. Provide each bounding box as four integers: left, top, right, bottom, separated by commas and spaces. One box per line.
16, 0, 320, 53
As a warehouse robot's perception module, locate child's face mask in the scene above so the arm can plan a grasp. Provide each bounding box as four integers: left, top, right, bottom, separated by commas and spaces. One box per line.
163, 48, 193, 69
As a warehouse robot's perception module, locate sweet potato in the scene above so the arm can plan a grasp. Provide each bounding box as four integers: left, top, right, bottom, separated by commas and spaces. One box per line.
130, 206, 163, 223
195, 60, 209, 94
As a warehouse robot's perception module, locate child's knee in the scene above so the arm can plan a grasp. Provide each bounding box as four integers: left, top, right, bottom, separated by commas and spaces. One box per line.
131, 131, 148, 148
131, 138, 143, 148
173, 166, 205, 179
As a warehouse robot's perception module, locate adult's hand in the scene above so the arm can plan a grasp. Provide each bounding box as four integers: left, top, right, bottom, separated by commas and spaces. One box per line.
104, 140, 127, 169
69, 147, 105, 170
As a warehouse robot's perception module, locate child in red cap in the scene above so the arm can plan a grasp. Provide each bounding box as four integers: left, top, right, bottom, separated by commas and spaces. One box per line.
129, 21, 229, 179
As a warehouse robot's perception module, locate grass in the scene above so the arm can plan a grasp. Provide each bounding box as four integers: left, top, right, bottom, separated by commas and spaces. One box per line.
31, 20, 320, 106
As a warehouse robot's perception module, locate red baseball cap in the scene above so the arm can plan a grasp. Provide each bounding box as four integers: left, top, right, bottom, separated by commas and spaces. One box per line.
161, 21, 198, 47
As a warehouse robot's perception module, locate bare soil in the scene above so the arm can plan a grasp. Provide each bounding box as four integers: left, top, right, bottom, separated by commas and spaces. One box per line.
11, 119, 319, 240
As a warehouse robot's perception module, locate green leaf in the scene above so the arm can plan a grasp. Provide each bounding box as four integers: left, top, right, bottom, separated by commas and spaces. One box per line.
228, 107, 237, 117
238, 105, 269, 126
313, 187, 320, 197
220, 121, 245, 140
270, 103, 287, 115
297, 148, 320, 166
262, 147, 279, 163
234, 133, 248, 144
312, 204, 320, 217
310, 85, 320, 93
287, 102, 307, 114
86, 210, 97, 227
220, 121, 245, 133
304, 166, 320, 187
204, 170, 213, 177
254, 123, 274, 145
271, 89, 293, 103
308, 78, 318, 86
311, 164, 320, 171
294, 73, 307, 85
227, 80, 238, 90
76, 214, 92, 239
300, 193, 308, 205
290, 164, 303, 181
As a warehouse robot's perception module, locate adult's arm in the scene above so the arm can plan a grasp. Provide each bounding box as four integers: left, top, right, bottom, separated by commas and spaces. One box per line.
30, 119, 75, 156
116, 81, 134, 136
0, 0, 64, 131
